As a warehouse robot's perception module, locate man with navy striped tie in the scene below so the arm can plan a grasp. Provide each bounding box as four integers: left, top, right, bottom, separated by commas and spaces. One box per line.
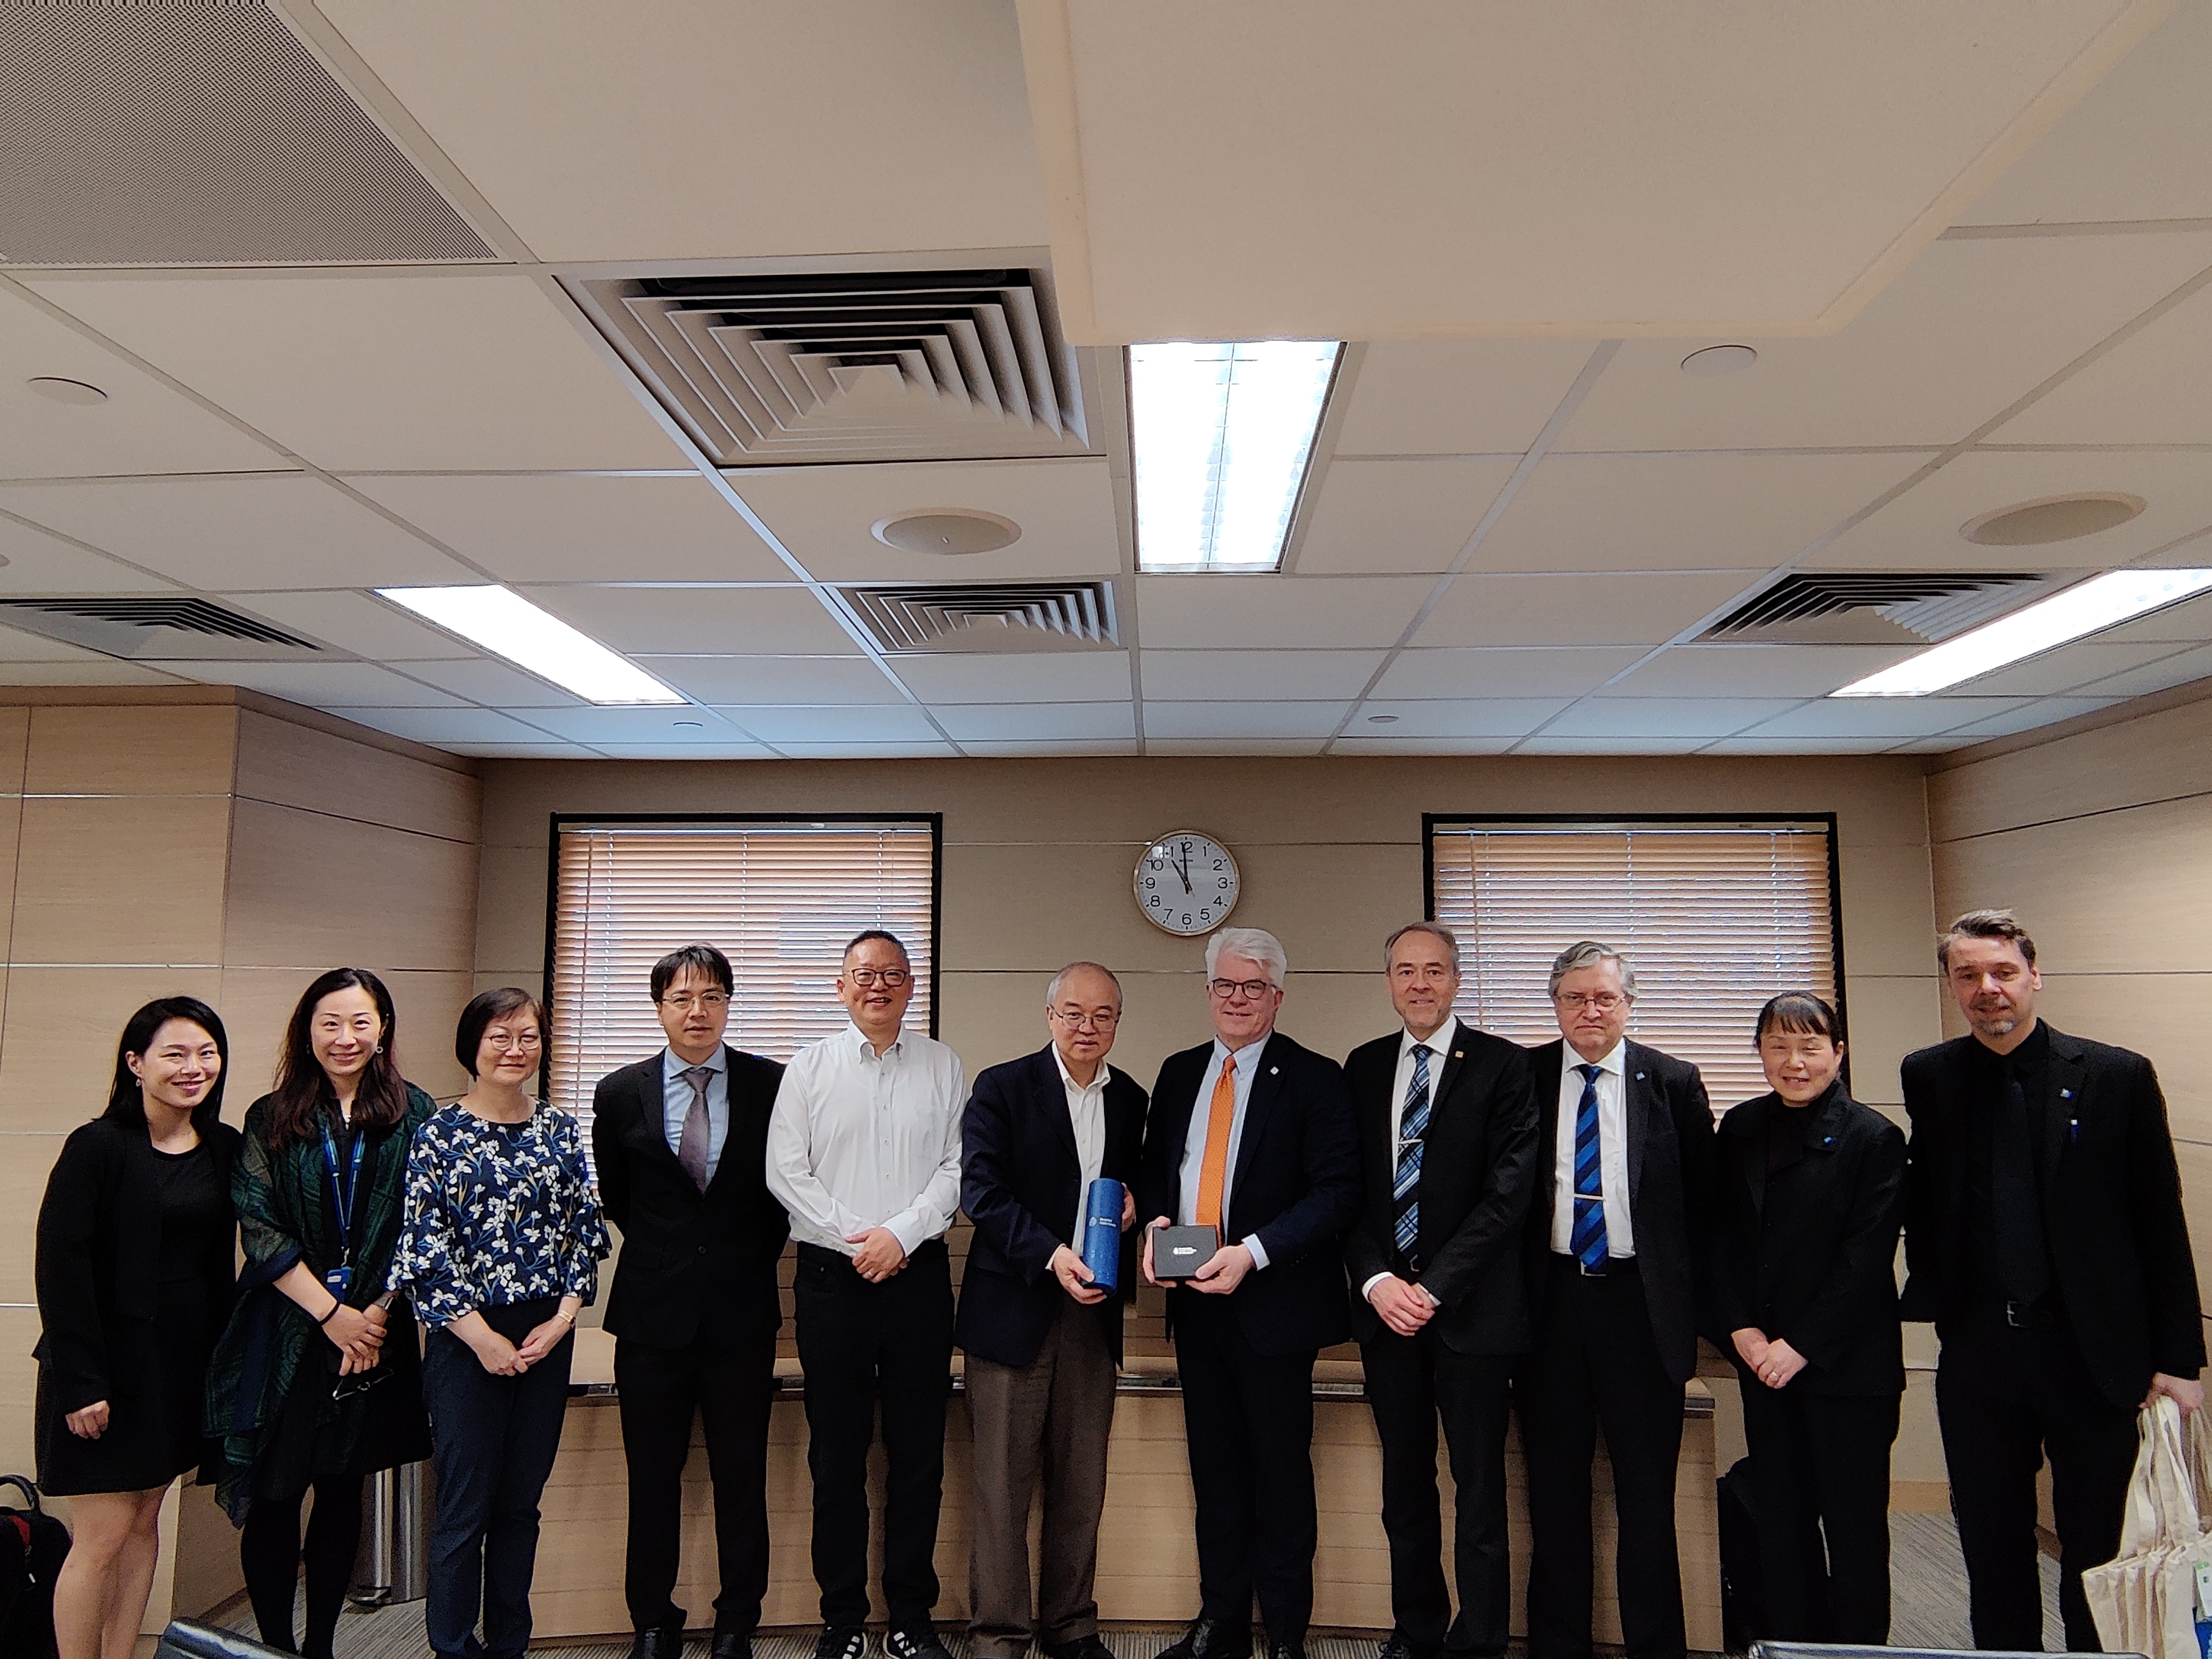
1518, 941, 1714, 1659
1344, 923, 1540, 1659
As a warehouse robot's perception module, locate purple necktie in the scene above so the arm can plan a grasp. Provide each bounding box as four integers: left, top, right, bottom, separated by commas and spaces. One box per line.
675, 1065, 712, 1192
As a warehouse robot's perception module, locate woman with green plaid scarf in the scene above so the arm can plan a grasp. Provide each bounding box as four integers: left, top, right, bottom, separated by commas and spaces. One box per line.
204, 968, 437, 1659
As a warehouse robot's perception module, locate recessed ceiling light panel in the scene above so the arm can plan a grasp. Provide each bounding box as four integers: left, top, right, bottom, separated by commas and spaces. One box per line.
872, 510, 1022, 555
1961, 493, 2146, 547
27, 375, 107, 405
376, 585, 684, 705
1131, 339, 1341, 571
1832, 567, 2212, 697
1680, 344, 1758, 377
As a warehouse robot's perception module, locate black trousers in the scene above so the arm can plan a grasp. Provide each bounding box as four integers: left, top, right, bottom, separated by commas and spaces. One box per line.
1518, 1258, 1685, 1659
1936, 1311, 2139, 1652
1361, 1325, 1515, 1659
615, 1329, 777, 1635
1736, 1381, 1899, 1643
793, 1240, 953, 1630
1170, 1289, 1320, 1645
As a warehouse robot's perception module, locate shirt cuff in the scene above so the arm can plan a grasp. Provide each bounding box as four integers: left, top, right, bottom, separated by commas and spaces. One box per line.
1242, 1234, 1270, 1271
884, 1212, 930, 1257
1361, 1272, 1390, 1301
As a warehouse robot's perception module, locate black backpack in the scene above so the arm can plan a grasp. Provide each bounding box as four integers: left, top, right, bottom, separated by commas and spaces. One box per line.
0, 1474, 69, 1659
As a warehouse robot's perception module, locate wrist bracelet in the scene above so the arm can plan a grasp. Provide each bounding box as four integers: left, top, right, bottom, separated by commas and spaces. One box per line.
316, 1300, 342, 1325
555, 1307, 577, 1325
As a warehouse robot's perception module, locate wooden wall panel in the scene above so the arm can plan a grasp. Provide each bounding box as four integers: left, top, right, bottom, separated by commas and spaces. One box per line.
10, 796, 231, 965
223, 799, 478, 973
0, 1131, 64, 1304
0, 1307, 42, 1479
233, 708, 479, 844
1928, 695, 2212, 846
24, 704, 236, 796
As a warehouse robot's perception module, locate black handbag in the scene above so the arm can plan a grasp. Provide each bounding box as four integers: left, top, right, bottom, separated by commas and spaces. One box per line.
0, 1473, 70, 1659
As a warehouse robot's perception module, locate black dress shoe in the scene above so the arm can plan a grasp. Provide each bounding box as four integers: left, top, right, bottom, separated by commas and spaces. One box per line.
629, 1630, 685, 1659
712, 1635, 755, 1659
1266, 1641, 1307, 1659
1157, 1618, 1253, 1659
1375, 1641, 1420, 1659
1046, 1637, 1115, 1659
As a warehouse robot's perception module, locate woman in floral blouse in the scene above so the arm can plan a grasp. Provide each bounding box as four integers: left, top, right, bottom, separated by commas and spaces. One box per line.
391, 986, 607, 1659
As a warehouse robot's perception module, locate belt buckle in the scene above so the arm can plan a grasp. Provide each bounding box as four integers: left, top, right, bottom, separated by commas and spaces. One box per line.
1578, 1259, 1606, 1279
2005, 1299, 2026, 1328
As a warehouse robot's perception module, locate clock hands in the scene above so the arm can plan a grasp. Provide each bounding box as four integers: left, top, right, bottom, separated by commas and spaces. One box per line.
1175, 842, 1192, 893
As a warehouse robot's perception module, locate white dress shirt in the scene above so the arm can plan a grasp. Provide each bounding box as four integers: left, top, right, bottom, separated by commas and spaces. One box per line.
660, 1045, 728, 1180
1551, 1038, 1635, 1258
765, 1021, 966, 1258
1175, 1035, 1273, 1269
1361, 1018, 1459, 1303
1054, 1044, 1109, 1242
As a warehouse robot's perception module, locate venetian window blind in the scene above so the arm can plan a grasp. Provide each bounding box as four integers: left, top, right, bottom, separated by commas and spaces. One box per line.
547, 819, 938, 1158
1429, 820, 1839, 1112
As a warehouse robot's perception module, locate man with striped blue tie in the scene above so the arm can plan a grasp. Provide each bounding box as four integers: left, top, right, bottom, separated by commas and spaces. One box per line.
1344, 922, 1541, 1659
1518, 941, 1714, 1659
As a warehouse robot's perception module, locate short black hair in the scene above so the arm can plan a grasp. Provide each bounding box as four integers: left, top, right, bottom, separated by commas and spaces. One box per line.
1754, 991, 1844, 1047
843, 928, 909, 964
456, 987, 546, 1079
650, 943, 733, 1002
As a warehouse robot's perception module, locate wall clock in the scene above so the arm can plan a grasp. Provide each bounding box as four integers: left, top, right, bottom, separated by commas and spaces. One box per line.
1134, 829, 1240, 936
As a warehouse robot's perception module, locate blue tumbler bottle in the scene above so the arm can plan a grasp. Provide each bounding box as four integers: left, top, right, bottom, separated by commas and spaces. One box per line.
1082, 1177, 1124, 1294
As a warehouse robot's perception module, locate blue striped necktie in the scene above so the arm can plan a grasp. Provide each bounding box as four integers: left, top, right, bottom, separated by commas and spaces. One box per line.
1570, 1062, 1610, 1270
1393, 1045, 1433, 1264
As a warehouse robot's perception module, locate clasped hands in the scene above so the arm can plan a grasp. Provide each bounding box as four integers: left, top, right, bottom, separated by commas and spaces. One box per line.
1367, 1274, 1438, 1337
1139, 1215, 1256, 1295
1732, 1326, 1808, 1390
321, 1300, 388, 1375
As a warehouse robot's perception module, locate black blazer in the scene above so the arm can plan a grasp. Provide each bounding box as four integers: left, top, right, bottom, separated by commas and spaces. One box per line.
1523, 1039, 1715, 1384
1900, 1023, 2204, 1408
1705, 1083, 1905, 1396
593, 1045, 790, 1351
34, 1116, 240, 1415
1136, 1029, 1361, 1358
1343, 1019, 1541, 1354
955, 1044, 1148, 1368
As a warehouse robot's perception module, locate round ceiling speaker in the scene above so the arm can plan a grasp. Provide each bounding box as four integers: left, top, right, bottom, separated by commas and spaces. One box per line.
1679, 344, 1758, 377
27, 375, 108, 405
1961, 493, 2146, 546
872, 510, 1021, 555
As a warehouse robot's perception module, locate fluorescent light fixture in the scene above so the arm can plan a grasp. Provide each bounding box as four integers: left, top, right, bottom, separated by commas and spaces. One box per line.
1131, 339, 1341, 571
1832, 567, 2212, 697
376, 585, 684, 705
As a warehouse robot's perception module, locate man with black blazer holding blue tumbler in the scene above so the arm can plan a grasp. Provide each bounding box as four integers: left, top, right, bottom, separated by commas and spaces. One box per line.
1139, 926, 1361, 1659
958, 962, 1146, 1659
1344, 922, 1540, 1659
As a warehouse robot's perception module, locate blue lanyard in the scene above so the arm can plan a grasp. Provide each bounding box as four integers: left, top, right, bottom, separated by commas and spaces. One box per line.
317, 1114, 366, 1268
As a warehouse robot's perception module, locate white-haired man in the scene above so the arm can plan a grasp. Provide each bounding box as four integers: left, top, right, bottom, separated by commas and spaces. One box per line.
1137, 927, 1361, 1659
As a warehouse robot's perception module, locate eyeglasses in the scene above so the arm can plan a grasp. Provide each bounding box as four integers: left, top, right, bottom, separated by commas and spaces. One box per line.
660, 992, 730, 1011
1554, 991, 1629, 1011
845, 968, 911, 989
1049, 1008, 1120, 1031
484, 1032, 541, 1052
1208, 977, 1275, 1001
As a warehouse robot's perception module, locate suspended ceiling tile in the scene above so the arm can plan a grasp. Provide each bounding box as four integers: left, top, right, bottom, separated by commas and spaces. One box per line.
962, 737, 1142, 755
1370, 646, 1645, 699
1332, 340, 1597, 457
1144, 737, 1327, 756
1951, 639, 2193, 696
1558, 232, 2212, 451
580, 743, 781, 759
1294, 457, 1518, 575
1347, 698, 1572, 738
1700, 736, 1910, 754
0, 628, 110, 663
316, 0, 1049, 261
728, 458, 1120, 583
421, 742, 601, 759
1817, 449, 2212, 570
2094, 591, 2212, 644
142, 661, 465, 707
228, 590, 479, 661
887, 650, 1130, 705
394, 657, 585, 709
24, 273, 686, 470
929, 701, 1136, 741
1329, 733, 1519, 755
0, 286, 288, 481
1469, 452, 1932, 576
715, 705, 943, 745
1020, 0, 2163, 339
0, 474, 473, 590
2066, 640, 2212, 698
1512, 735, 1715, 755
0, 511, 177, 593
1957, 0, 2212, 225
1539, 696, 1805, 739
517, 706, 755, 745
637, 655, 905, 706
1135, 575, 1433, 650
0, 659, 185, 685
1607, 644, 1924, 698
767, 740, 963, 758
1140, 701, 1351, 739
1939, 695, 2128, 737
1992, 282, 2212, 446
1140, 649, 1384, 701
522, 585, 860, 655
346, 473, 790, 584
1415, 572, 1753, 648
1741, 695, 2032, 737
323, 706, 558, 744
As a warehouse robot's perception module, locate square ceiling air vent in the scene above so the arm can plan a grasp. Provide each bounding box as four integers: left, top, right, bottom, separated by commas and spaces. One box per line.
1701, 570, 2056, 645
836, 580, 1117, 655
0, 596, 324, 661
570, 267, 1090, 465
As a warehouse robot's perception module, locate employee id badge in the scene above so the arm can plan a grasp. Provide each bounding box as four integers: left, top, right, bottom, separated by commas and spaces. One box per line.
323, 1264, 354, 1299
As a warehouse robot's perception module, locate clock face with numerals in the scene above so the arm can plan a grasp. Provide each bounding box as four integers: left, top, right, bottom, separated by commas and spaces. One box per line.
1134, 830, 1240, 936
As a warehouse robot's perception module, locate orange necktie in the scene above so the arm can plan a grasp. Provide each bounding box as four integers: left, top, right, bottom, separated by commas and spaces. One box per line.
1194, 1054, 1238, 1233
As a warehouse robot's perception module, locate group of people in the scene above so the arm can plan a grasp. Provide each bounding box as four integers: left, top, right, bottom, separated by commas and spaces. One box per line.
29, 907, 2202, 1659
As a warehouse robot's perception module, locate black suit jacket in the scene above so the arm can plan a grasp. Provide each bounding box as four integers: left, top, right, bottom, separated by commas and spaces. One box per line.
1523, 1038, 1715, 1383
955, 1044, 1148, 1368
593, 1045, 790, 1351
1343, 1019, 1541, 1354
1705, 1083, 1905, 1396
1137, 1028, 1361, 1358
1900, 1022, 2204, 1408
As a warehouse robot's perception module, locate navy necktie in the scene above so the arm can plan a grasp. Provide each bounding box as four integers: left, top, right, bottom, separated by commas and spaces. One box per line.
1570, 1063, 1609, 1269
1394, 1045, 1433, 1265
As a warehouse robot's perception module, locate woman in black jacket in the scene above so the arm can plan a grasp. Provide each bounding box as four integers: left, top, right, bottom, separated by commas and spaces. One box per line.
1707, 992, 1906, 1644
35, 996, 238, 1659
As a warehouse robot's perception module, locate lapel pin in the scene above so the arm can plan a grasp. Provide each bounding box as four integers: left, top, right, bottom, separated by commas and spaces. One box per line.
2060, 1088, 2074, 1099
1635, 1072, 1647, 1082
1270, 1066, 1279, 1076
1823, 1136, 1834, 1145
1454, 1051, 1465, 1060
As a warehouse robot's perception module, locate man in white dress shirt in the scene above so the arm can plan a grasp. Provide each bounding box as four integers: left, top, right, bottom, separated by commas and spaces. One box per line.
767, 930, 965, 1659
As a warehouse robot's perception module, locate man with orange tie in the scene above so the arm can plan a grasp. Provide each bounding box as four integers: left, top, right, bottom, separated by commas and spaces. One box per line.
1138, 927, 1361, 1659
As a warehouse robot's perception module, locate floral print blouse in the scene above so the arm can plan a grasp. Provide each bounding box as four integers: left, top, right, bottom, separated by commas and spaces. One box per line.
390, 1101, 608, 1329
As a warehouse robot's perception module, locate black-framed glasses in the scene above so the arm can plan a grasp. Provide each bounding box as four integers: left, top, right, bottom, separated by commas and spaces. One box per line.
846, 969, 912, 989
1207, 977, 1274, 1001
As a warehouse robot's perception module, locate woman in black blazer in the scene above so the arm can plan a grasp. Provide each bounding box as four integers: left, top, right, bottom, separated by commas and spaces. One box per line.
1707, 992, 1906, 1644
35, 996, 239, 1659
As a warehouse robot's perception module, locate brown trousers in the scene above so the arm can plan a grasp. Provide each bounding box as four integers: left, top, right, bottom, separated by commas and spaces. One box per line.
966, 1297, 1118, 1659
